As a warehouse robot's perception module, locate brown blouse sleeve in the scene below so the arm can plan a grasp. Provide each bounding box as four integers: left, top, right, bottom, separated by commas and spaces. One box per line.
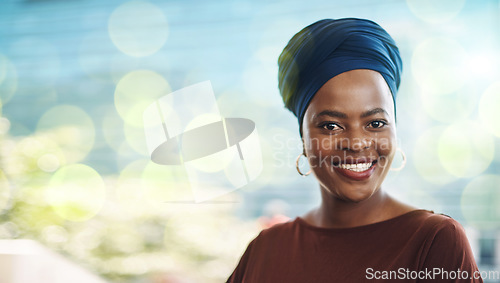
226, 237, 257, 283
419, 216, 482, 283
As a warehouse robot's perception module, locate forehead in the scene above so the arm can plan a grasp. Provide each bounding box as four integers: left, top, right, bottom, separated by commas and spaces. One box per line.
306, 69, 394, 118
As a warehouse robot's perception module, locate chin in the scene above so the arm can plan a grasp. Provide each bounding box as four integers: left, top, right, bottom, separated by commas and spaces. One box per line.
323, 184, 378, 203
341, 193, 375, 203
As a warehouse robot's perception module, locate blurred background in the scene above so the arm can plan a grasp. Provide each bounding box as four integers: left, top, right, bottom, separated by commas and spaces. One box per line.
1, 0, 500, 282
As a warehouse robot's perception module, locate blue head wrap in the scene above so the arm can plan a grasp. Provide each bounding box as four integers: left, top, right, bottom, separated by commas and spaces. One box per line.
278, 18, 403, 131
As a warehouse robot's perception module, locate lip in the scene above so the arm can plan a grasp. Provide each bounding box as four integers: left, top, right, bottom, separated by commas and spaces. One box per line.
333, 161, 377, 181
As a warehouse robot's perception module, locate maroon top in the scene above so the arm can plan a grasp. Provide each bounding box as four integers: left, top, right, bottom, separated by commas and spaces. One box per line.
227, 210, 482, 282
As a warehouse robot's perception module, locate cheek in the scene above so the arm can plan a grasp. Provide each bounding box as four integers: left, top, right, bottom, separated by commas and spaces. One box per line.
377, 138, 393, 152
375, 135, 397, 165
303, 137, 333, 169
305, 136, 332, 154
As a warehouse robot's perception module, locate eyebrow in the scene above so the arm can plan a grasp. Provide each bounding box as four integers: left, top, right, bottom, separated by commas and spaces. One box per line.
314, 108, 389, 120
314, 110, 347, 119
360, 107, 389, 118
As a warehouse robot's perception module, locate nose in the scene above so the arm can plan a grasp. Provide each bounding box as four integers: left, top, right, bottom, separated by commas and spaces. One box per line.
338, 131, 372, 152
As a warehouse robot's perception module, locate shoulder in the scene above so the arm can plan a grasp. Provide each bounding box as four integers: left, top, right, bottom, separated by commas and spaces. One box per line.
397, 210, 465, 234
415, 213, 480, 274
391, 210, 472, 251
395, 211, 480, 272
423, 213, 471, 249
412, 211, 468, 239
253, 218, 298, 245
226, 219, 299, 282
232, 219, 298, 259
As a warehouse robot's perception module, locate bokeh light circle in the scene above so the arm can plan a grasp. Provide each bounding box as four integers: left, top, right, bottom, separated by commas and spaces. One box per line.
46, 164, 106, 221
37, 153, 61, 173
478, 81, 500, 138
108, 1, 168, 57
406, 0, 466, 24
420, 85, 477, 123
36, 105, 95, 163
10, 135, 65, 179
115, 141, 143, 170
114, 70, 171, 127
461, 175, 500, 229
101, 108, 127, 153
438, 121, 494, 178
141, 161, 191, 203
412, 37, 467, 95
110, 52, 170, 84
123, 121, 149, 156
0, 117, 11, 135
115, 159, 148, 214
116, 159, 191, 213
413, 126, 457, 185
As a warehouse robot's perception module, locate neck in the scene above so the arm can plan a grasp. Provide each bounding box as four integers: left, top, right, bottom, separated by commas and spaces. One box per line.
313, 187, 394, 228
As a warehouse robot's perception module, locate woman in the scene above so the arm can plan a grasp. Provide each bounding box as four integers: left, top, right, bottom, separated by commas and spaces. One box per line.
227, 18, 482, 282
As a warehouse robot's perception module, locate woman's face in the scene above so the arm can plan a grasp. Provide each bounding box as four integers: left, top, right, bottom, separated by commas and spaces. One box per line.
302, 69, 397, 203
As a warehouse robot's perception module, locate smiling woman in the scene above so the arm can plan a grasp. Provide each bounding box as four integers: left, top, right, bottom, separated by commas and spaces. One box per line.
302, 69, 397, 204
227, 18, 482, 283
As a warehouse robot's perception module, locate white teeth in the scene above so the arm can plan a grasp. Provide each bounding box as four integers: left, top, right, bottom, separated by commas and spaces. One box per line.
339, 162, 372, 172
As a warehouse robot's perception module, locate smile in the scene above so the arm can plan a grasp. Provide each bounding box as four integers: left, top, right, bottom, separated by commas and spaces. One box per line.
332, 159, 377, 181
338, 162, 373, 172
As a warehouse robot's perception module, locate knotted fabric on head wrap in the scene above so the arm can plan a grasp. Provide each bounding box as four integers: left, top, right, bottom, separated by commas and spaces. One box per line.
278, 18, 403, 131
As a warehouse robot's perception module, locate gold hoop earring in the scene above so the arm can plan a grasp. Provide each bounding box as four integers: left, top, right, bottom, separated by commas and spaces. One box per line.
296, 153, 311, 176
390, 148, 406, 171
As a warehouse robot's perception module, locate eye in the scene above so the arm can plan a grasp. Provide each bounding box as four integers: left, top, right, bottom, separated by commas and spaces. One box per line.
367, 120, 387, 129
321, 122, 342, 131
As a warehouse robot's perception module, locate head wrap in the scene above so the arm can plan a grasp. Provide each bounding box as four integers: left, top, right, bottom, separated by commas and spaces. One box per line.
278, 18, 403, 130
